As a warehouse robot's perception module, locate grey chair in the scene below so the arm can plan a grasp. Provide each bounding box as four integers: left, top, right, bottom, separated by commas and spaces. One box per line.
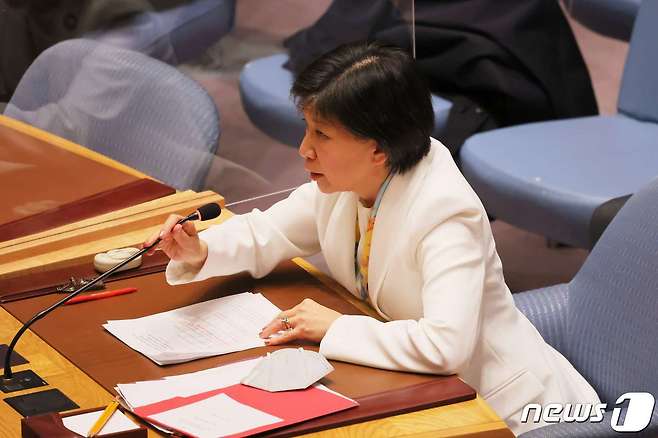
85, 0, 237, 65
4, 39, 219, 191
460, 0, 658, 249
239, 53, 452, 148
564, 0, 641, 41
513, 177, 658, 437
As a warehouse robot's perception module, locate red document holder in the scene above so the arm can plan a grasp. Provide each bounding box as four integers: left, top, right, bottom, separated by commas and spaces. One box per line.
133, 383, 358, 437
21, 407, 147, 438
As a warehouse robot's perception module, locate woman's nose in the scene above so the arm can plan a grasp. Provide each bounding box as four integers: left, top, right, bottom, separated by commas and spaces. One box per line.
298, 135, 316, 160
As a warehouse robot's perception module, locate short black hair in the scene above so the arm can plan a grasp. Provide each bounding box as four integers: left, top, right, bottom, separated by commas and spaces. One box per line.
291, 41, 434, 174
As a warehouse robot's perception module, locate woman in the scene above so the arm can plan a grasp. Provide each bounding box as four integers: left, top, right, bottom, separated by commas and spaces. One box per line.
146, 42, 600, 435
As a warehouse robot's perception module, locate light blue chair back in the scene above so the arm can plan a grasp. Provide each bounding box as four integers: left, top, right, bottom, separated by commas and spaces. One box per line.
566, 177, 658, 405
85, 0, 236, 65
4, 39, 219, 190
618, 0, 658, 123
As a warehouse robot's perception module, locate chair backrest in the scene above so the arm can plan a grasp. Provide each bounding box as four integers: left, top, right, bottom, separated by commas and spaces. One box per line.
617, 0, 658, 123
4, 39, 219, 191
566, 177, 658, 404
567, 0, 639, 41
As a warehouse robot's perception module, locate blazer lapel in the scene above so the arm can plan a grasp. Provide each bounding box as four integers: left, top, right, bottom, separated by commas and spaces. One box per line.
368, 150, 433, 313
321, 192, 360, 296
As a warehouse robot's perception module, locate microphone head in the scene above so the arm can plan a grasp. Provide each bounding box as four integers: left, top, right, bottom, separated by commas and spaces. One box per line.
197, 203, 221, 221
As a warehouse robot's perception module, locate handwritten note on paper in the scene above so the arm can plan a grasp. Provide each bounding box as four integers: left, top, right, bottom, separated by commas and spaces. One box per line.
150, 393, 282, 438
103, 292, 280, 365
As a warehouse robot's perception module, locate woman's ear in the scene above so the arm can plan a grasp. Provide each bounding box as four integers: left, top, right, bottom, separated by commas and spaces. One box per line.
371, 142, 388, 167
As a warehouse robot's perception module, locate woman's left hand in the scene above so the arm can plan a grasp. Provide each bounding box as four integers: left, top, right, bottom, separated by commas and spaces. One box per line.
260, 298, 342, 345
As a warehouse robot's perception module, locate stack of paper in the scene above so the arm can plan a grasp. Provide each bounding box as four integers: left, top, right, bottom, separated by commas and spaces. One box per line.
104, 292, 280, 365
117, 359, 260, 408
116, 357, 358, 438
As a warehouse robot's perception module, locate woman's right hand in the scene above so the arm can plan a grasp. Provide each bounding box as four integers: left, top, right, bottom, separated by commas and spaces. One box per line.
143, 214, 208, 270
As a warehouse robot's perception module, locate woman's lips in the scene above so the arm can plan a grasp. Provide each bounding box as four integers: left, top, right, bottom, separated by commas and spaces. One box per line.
309, 172, 323, 181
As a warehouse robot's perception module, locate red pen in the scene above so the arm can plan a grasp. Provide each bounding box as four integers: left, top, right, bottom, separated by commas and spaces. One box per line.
65, 287, 137, 305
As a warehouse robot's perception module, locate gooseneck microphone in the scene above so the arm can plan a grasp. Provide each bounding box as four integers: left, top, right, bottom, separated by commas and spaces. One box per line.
178, 202, 221, 224
2, 203, 221, 385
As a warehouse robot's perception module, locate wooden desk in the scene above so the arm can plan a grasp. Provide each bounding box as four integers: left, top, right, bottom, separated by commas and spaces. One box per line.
0, 118, 513, 438
0, 114, 147, 180
0, 304, 510, 438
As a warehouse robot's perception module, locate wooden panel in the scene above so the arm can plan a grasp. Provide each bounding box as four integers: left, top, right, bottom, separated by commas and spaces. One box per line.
0, 191, 227, 279
0, 115, 148, 179
0, 191, 203, 250
0, 178, 174, 243
300, 397, 512, 438
0, 116, 148, 227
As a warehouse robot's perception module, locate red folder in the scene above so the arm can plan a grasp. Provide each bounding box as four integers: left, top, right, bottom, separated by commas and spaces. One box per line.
133, 383, 358, 437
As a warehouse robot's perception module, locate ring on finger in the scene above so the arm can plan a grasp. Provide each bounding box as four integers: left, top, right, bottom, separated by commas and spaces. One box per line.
280, 316, 292, 330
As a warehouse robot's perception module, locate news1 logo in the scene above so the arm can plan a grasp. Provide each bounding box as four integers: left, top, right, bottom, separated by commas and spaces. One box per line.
521, 392, 656, 432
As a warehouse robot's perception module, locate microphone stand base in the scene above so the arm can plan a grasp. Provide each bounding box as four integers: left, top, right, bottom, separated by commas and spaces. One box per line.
0, 369, 47, 393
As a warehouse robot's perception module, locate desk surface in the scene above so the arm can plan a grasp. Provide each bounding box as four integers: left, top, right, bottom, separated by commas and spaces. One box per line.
0, 115, 149, 225
0, 116, 513, 438
0, 304, 511, 438
0, 115, 147, 180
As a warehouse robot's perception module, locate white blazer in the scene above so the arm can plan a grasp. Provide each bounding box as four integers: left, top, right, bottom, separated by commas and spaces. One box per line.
167, 139, 600, 435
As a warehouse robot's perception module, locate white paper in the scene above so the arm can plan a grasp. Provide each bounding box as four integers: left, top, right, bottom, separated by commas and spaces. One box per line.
62, 409, 139, 436
116, 380, 182, 408
116, 357, 349, 410
149, 393, 282, 438
115, 355, 355, 437
103, 292, 280, 365
116, 358, 262, 408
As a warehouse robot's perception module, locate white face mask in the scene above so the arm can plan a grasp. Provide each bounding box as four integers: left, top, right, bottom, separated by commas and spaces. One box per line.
241, 348, 334, 392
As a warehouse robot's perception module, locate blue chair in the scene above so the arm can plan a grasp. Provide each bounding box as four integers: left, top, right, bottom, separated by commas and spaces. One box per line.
85, 0, 236, 65
565, 0, 641, 41
4, 39, 220, 191
239, 53, 453, 147
460, 0, 658, 249
513, 177, 658, 437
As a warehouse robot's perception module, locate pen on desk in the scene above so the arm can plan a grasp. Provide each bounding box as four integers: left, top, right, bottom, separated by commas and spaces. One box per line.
65, 287, 137, 305
87, 396, 120, 437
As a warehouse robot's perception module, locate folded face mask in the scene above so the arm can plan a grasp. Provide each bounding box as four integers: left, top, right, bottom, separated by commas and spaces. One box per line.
241, 348, 334, 392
